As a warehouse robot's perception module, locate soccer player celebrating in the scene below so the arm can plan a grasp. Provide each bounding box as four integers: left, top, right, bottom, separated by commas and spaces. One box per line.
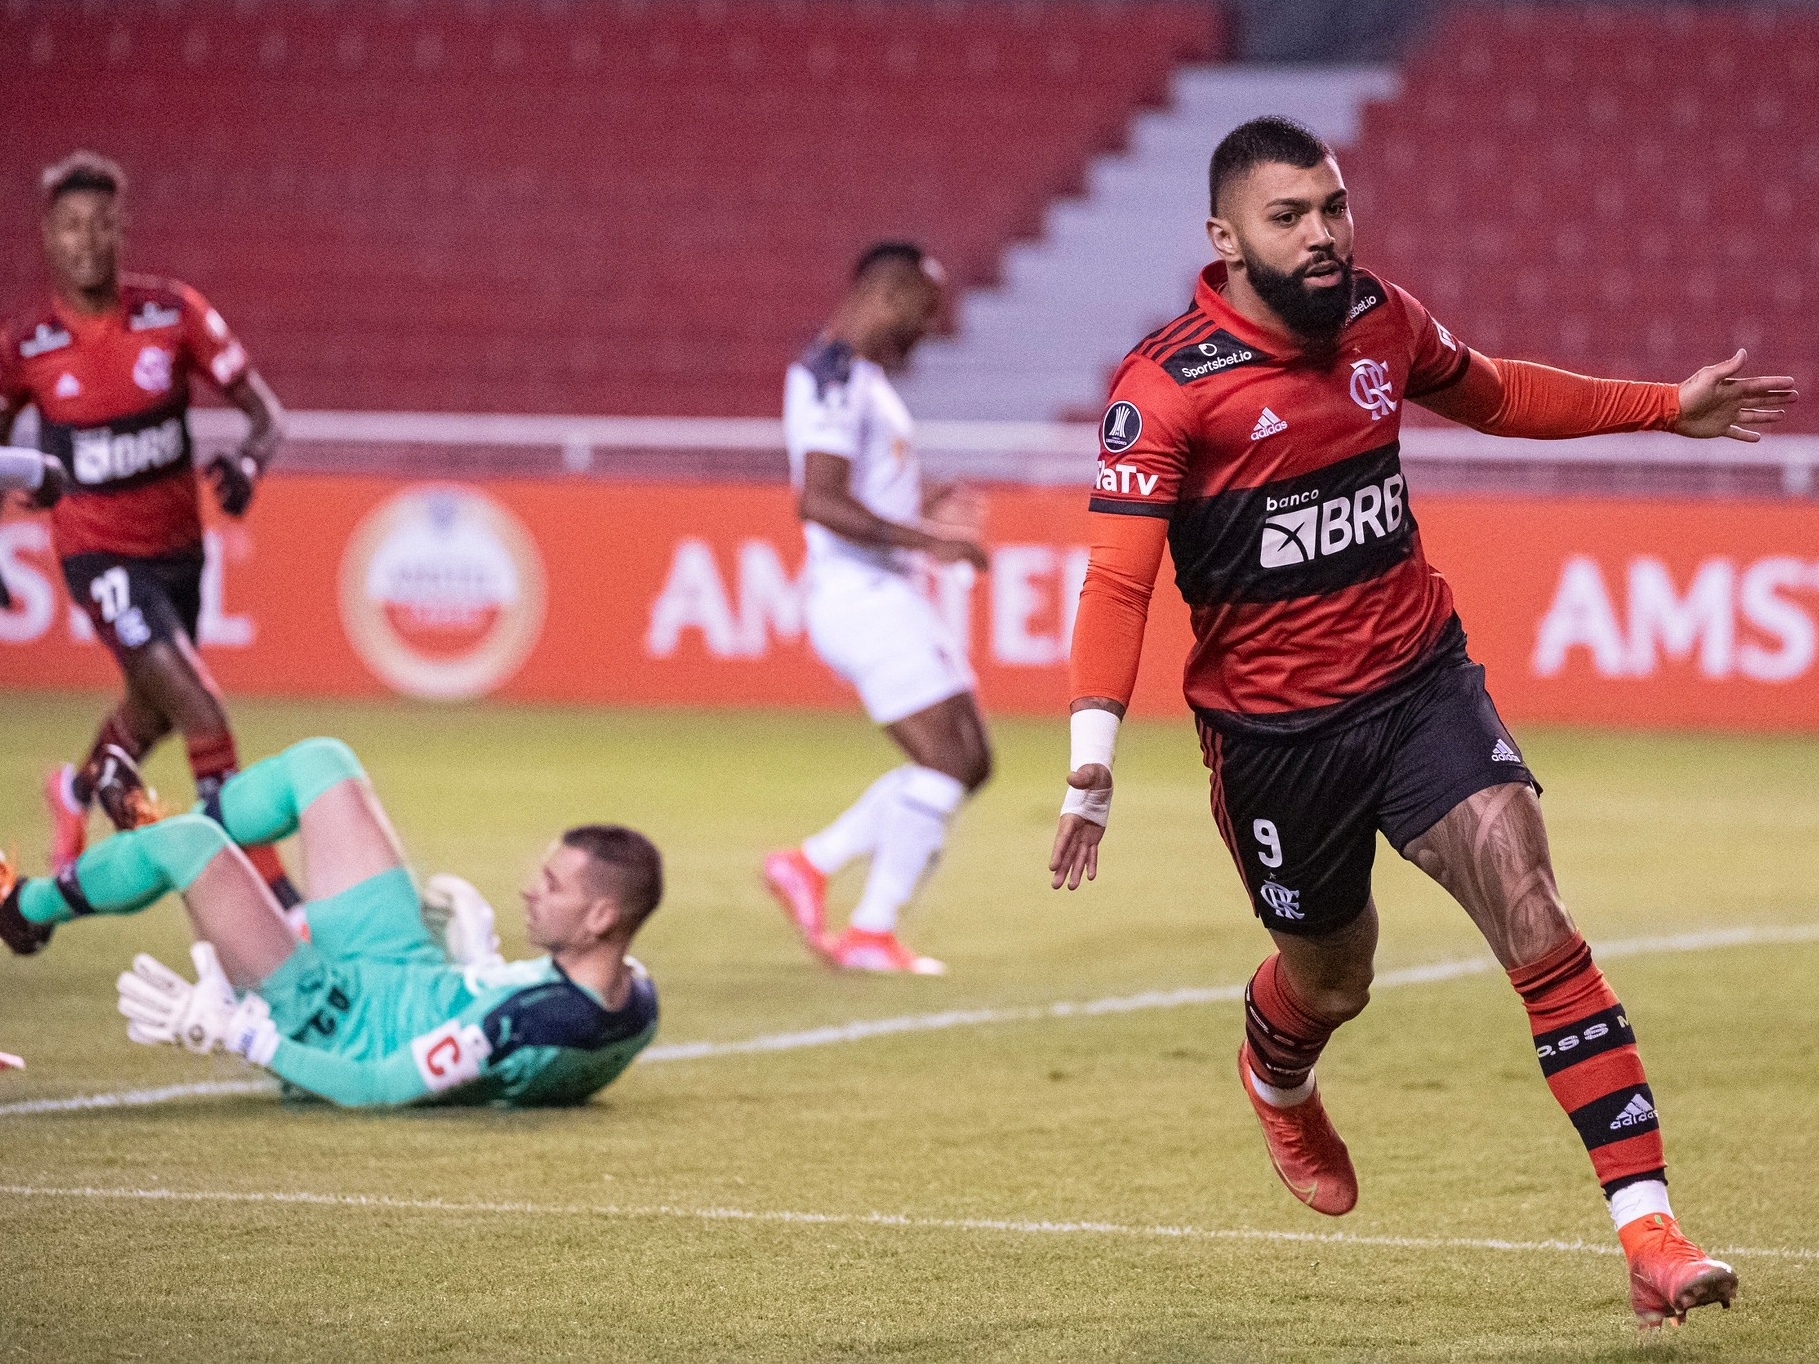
0, 152, 296, 904
1049, 117, 1795, 1328
0, 740, 661, 1108
764, 242, 993, 975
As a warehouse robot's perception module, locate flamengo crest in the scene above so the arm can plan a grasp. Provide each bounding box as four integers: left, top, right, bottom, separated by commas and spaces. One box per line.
1349, 357, 1397, 421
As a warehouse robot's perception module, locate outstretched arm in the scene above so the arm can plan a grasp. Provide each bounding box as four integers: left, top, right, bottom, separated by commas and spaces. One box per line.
1418, 348, 1797, 442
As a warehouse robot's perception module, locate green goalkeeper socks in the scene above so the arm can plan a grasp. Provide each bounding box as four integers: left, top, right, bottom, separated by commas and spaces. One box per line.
19, 814, 232, 926
211, 737, 367, 847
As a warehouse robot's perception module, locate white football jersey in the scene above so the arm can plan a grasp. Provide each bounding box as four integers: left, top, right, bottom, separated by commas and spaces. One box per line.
784, 338, 920, 576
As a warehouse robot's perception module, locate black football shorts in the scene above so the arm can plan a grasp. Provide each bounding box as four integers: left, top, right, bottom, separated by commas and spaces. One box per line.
1199, 636, 1538, 938
62, 547, 205, 665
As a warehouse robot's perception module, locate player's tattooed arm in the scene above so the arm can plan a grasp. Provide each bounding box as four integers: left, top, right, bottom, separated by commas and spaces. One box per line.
209, 370, 287, 517
799, 450, 989, 570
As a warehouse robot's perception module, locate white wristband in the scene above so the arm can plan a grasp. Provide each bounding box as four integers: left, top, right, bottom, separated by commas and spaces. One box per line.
1068, 706, 1120, 773
0, 447, 46, 493
1061, 707, 1120, 827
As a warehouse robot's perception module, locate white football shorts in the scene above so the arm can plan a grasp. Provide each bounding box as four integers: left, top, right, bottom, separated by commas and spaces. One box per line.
806, 563, 975, 725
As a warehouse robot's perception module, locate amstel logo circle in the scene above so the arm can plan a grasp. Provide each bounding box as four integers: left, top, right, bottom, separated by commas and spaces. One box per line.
339, 485, 547, 700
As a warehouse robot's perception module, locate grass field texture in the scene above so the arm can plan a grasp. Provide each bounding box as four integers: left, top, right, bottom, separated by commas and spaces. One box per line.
2, 691, 1816, 1361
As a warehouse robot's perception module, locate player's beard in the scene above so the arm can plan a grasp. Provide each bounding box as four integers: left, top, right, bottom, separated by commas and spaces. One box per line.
1242, 250, 1355, 353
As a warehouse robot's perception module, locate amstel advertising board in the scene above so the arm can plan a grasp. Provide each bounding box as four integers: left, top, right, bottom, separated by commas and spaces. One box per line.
3, 475, 1818, 729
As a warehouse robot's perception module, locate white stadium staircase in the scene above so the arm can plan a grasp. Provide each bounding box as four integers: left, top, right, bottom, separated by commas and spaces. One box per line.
894, 66, 1399, 421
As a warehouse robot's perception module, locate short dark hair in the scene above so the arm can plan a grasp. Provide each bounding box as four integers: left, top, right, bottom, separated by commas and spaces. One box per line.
1208, 116, 1333, 216
562, 824, 663, 935
42, 150, 126, 205
852, 240, 926, 281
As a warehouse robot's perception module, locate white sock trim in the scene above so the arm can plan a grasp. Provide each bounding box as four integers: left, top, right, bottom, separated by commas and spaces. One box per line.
802, 767, 908, 875
898, 765, 967, 815
1609, 1179, 1672, 1232
1248, 1067, 1315, 1109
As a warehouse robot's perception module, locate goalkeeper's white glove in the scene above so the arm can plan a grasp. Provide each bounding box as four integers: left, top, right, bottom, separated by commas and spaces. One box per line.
422, 872, 504, 969
116, 942, 279, 1066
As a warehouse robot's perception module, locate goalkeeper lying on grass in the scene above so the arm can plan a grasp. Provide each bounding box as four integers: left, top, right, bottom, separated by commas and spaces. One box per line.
1, 738, 660, 1108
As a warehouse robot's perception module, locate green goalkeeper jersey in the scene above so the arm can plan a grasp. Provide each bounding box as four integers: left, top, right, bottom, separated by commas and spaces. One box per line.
251, 868, 658, 1109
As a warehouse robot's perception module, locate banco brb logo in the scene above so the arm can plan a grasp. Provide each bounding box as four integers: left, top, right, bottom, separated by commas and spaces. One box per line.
339, 485, 547, 700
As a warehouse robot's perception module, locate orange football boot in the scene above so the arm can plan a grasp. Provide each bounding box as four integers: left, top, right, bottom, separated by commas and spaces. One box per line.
1620, 1212, 1737, 1329
88, 746, 163, 832
0, 848, 54, 957
1238, 1042, 1358, 1216
44, 764, 87, 874
824, 927, 945, 975
763, 848, 828, 941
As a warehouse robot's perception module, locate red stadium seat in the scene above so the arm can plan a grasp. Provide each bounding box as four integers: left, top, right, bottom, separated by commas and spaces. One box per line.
0, 0, 1222, 415
1347, 5, 1817, 424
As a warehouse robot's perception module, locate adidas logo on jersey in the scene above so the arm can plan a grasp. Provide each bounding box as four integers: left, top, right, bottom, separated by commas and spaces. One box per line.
19, 322, 71, 359
1490, 739, 1521, 763
1610, 1093, 1657, 1130
1251, 407, 1287, 441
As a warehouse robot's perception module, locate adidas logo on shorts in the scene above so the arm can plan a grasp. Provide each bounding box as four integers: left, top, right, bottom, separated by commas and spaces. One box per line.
1490, 739, 1521, 763
1610, 1093, 1657, 1130
1251, 407, 1288, 441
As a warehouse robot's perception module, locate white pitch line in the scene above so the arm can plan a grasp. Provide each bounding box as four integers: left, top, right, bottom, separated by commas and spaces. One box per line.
0, 1183, 1813, 1263
0, 1078, 274, 1116
4, 921, 1817, 1119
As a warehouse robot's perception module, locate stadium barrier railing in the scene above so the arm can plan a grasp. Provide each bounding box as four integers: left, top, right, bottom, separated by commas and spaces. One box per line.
175, 410, 1819, 499
3, 411, 1817, 729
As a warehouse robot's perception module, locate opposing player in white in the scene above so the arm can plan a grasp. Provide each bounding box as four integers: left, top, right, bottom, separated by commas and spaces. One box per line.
764, 242, 992, 975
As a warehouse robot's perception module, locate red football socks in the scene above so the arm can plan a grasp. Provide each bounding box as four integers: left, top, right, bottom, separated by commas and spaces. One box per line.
1243, 953, 1342, 1091
71, 707, 162, 806
1509, 933, 1666, 1194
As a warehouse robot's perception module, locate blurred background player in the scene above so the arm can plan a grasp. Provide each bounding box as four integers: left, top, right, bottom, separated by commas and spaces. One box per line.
0, 738, 661, 1108
0, 152, 294, 903
1049, 116, 1793, 1329
763, 242, 993, 975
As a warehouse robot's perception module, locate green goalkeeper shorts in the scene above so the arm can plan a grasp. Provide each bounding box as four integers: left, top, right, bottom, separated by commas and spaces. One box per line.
257, 867, 469, 1058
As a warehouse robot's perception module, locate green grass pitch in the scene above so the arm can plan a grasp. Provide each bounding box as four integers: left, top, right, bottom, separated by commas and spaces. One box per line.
2, 691, 1816, 1361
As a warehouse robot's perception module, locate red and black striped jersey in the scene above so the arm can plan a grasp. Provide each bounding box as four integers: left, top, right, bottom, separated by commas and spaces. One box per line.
0, 275, 249, 559
1091, 263, 1470, 733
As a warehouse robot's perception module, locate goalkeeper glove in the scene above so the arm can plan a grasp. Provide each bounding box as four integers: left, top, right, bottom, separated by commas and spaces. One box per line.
421, 873, 504, 969
116, 942, 279, 1065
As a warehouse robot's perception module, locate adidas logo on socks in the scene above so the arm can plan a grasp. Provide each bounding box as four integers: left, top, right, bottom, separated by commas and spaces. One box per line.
1610, 1093, 1657, 1129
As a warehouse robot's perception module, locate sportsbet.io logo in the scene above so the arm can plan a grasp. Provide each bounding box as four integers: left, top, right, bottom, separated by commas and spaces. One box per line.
339, 485, 547, 701
1101, 401, 1142, 454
